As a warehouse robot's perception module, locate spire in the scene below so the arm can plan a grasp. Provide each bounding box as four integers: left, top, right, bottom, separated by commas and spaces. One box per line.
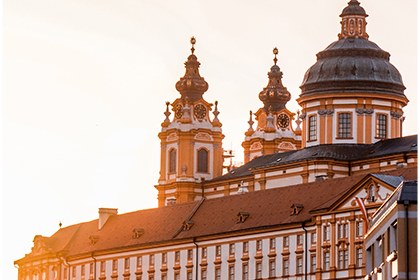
258, 48, 291, 112
245, 110, 254, 136
175, 37, 209, 102
338, 0, 369, 39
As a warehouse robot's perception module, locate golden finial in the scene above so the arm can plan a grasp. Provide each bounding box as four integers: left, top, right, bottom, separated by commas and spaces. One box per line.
273, 47, 278, 65
190, 36, 196, 54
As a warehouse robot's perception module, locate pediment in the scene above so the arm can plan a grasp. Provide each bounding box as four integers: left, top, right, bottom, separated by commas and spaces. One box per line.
330, 174, 403, 212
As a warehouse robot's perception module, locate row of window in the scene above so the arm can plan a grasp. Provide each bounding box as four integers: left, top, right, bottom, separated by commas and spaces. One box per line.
323, 221, 364, 241
307, 113, 388, 141
169, 148, 208, 173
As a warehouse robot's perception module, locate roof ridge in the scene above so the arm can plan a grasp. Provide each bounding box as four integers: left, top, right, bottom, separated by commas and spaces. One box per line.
172, 197, 206, 238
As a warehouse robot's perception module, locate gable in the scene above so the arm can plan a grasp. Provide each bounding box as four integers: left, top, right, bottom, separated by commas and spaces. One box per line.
330, 174, 402, 212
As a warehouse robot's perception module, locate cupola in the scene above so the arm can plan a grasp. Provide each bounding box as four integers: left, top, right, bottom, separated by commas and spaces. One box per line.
297, 1, 408, 148
258, 48, 291, 112
175, 37, 209, 102
242, 48, 301, 163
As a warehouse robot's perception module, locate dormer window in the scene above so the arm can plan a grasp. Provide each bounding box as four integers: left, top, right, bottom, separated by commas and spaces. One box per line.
89, 235, 99, 245
133, 228, 144, 239
369, 185, 376, 202
237, 212, 250, 223
291, 204, 303, 215
183, 220, 194, 231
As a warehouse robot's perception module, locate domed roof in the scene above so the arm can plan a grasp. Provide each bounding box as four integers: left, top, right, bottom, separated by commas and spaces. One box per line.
300, 1, 406, 98
340, 0, 366, 16
175, 38, 209, 102
300, 37, 405, 96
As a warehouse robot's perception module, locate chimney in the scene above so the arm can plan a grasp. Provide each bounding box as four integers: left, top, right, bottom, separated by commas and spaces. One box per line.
98, 208, 118, 230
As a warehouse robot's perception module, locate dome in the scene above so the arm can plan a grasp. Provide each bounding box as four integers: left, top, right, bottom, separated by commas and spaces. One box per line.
175, 53, 209, 102
300, 37, 405, 97
340, 0, 367, 16
258, 63, 291, 112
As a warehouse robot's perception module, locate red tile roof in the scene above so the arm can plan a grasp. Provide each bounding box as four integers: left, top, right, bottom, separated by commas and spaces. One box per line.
15, 166, 417, 262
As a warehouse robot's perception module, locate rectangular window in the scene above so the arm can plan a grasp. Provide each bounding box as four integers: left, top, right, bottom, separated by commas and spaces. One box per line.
343, 224, 348, 238
149, 255, 154, 265
101, 261, 105, 272
149, 276, 154, 280
64, 268, 68, 279
137, 256, 142, 267
311, 256, 316, 273
81, 264, 85, 276
124, 258, 130, 269
90, 263, 93, 276
338, 113, 352, 138
72, 266, 76, 277
312, 232, 317, 244
187, 271, 192, 280
215, 268, 221, 280
297, 234, 303, 245
243, 242, 249, 253
324, 226, 330, 241
283, 259, 289, 276
269, 260, 276, 277
344, 250, 349, 269
202, 247, 207, 258
338, 251, 344, 269
112, 259, 118, 271
338, 224, 343, 238
309, 115, 317, 141
284, 236, 289, 247
188, 249, 193, 260
230, 243, 235, 255
229, 266, 235, 280
376, 114, 387, 138
270, 238, 276, 249
175, 251, 180, 262
201, 269, 207, 280
162, 275, 167, 280
162, 253, 167, 264
357, 248, 363, 267
216, 245, 221, 256
256, 240, 262, 251
243, 264, 249, 280
175, 273, 180, 280
357, 221, 363, 237
256, 263, 262, 279
297, 257, 303, 274
324, 252, 330, 270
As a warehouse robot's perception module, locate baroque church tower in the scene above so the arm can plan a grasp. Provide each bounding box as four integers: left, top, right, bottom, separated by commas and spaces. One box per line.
242, 48, 301, 163
155, 38, 224, 207
298, 0, 408, 147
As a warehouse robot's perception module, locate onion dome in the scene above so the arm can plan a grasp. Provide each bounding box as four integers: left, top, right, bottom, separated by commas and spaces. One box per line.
175, 37, 209, 102
258, 48, 291, 112
300, 1, 405, 97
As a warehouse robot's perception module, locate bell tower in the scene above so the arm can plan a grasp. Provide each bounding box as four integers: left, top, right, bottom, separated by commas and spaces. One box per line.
242, 48, 301, 163
155, 37, 224, 207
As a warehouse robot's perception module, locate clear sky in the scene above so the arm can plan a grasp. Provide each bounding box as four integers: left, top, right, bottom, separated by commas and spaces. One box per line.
2, 0, 417, 278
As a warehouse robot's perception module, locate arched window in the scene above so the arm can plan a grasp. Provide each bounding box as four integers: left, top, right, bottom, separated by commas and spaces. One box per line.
197, 148, 208, 173
169, 149, 176, 173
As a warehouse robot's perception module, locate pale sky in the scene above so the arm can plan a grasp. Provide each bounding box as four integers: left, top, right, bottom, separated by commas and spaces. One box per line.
2, 0, 418, 279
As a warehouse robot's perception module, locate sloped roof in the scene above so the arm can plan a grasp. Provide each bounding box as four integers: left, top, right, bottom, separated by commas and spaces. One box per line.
371, 174, 404, 188
212, 135, 417, 182
15, 166, 417, 262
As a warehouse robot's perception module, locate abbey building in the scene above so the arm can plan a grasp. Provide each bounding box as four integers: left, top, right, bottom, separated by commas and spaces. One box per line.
15, 1, 417, 280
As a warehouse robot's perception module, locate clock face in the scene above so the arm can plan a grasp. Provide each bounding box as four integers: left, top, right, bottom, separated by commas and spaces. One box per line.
277, 113, 290, 128
194, 104, 206, 120
174, 104, 183, 119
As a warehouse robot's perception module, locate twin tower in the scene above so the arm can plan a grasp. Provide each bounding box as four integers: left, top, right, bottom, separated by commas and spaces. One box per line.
155, 0, 408, 207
